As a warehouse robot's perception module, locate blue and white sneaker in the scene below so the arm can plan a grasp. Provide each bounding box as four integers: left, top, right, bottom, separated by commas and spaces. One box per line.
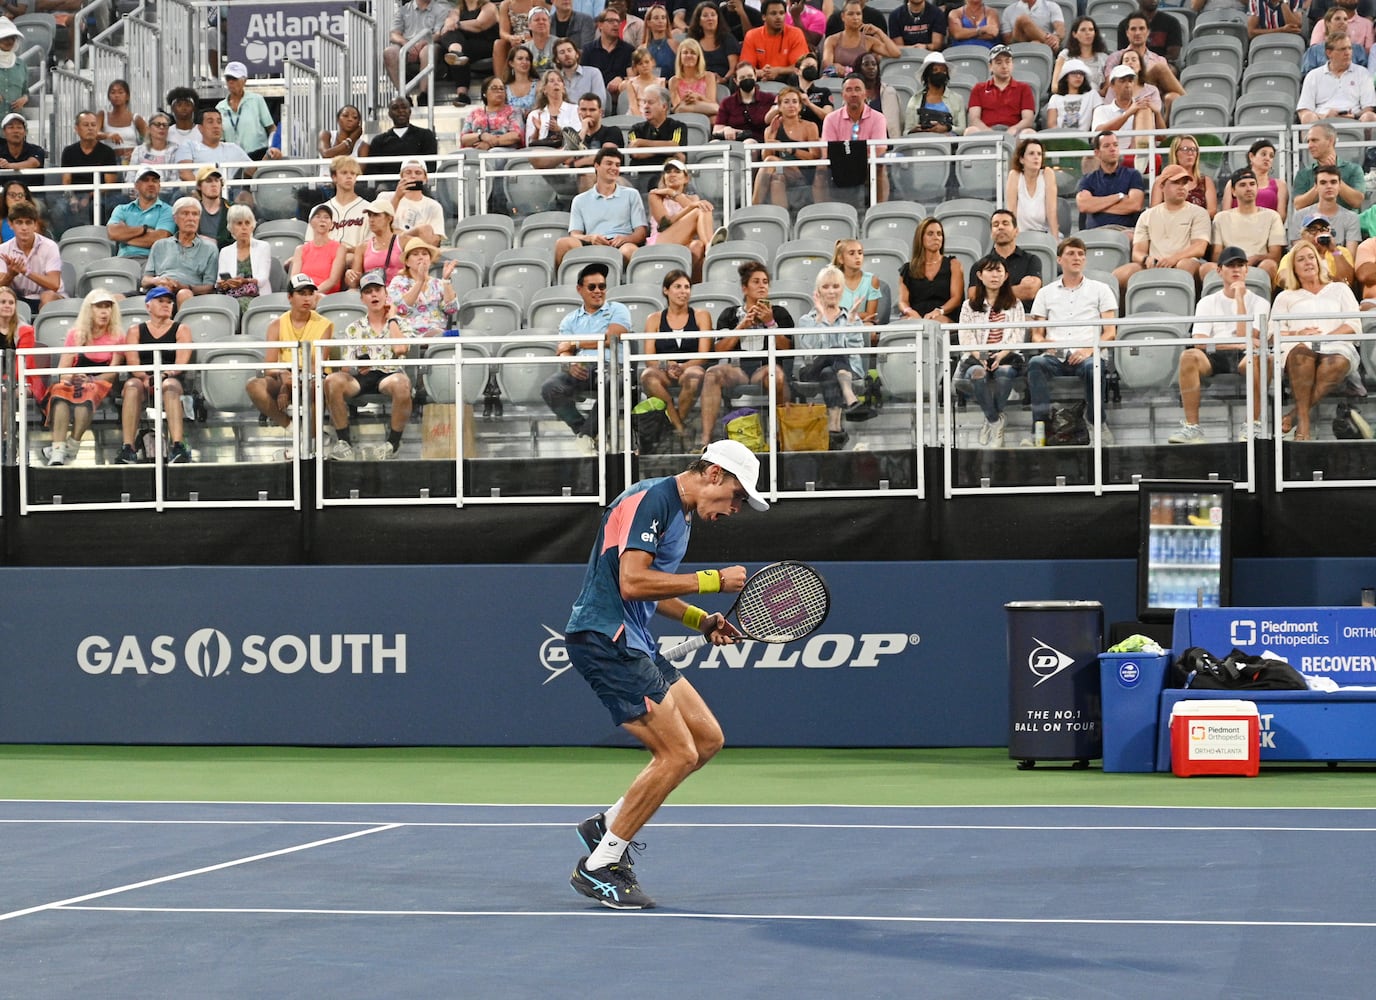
576, 812, 643, 867
570, 857, 655, 910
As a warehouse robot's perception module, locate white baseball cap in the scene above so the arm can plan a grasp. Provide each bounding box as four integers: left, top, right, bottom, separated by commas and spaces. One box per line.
1109, 63, 1137, 81
702, 440, 768, 511
1059, 58, 1090, 79
224, 61, 249, 80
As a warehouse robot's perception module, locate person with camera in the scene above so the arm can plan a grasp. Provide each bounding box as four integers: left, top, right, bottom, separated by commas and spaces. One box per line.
1278, 212, 1357, 289
904, 51, 964, 135
387, 159, 446, 249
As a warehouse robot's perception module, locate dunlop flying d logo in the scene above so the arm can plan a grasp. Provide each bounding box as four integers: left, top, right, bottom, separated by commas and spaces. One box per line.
1028, 638, 1075, 687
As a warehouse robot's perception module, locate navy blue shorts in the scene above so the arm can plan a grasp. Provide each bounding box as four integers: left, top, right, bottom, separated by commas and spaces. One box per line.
566, 628, 682, 726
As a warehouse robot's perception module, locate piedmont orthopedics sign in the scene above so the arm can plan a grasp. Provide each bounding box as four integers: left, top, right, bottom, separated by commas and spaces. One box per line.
227, 3, 353, 74
1182, 608, 1376, 683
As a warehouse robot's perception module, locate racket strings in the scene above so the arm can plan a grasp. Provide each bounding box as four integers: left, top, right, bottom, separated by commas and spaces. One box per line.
735, 565, 831, 642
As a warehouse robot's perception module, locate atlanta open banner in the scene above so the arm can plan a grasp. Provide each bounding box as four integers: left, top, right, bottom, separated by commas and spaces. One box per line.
227, 2, 354, 75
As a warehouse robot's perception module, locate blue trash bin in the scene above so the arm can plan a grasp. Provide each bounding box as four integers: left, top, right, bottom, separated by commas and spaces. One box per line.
1099, 652, 1171, 772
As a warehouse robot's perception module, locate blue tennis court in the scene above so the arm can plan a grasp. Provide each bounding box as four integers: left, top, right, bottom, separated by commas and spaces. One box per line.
3, 802, 1371, 998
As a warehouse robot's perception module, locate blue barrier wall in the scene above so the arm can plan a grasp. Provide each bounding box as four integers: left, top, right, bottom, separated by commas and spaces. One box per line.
0, 559, 1369, 746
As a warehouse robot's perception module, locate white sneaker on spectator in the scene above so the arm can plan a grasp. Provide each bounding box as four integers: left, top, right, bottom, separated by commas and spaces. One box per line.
1098, 423, 1114, 446
978, 420, 995, 446
1238, 421, 1262, 442
1168, 421, 1205, 444
992, 414, 1006, 447
375, 443, 398, 460
575, 434, 598, 456
325, 440, 355, 461
47, 445, 65, 466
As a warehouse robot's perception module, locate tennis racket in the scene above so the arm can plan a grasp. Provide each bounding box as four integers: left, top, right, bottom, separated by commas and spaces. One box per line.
663, 561, 831, 660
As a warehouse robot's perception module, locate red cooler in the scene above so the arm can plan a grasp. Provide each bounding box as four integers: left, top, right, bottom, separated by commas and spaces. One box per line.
1168, 699, 1260, 777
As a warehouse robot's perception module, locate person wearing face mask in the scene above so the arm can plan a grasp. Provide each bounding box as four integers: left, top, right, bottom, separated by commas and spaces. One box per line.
791, 52, 836, 128
713, 62, 775, 142
0, 18, 28, 113
904, 51, 965, 134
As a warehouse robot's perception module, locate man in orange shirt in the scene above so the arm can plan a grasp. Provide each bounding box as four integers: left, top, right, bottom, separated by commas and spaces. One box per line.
743, 0, 810, 81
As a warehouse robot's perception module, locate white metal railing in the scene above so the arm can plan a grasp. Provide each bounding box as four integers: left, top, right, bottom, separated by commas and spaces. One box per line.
939, 311, 1266, 498
620, 325, 927, 500
15, 341, 304, 512
1269, 313, 1376, 492
49, 67, 94, 162
10, 308, 1376, 509
283, 59, 321, 162
123, 17, 162, 128
88, 40, 126, 123
344, 7, 382, 121
310, 333, 610, 507
26, 153, 467, 234
159, 0, 204, 89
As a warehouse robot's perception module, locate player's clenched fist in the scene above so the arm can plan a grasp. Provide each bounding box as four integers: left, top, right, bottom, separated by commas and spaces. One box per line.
718, 565, 747, 593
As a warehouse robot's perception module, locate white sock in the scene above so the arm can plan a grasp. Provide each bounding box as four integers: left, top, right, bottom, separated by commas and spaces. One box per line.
604, 797, 624, 830
587, 832, 627, 870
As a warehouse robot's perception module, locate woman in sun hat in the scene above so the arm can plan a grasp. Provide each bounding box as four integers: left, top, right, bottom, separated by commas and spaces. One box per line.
387, 237, 460, 338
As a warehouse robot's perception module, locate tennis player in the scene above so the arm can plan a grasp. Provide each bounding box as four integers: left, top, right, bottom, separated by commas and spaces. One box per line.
567, 439, 768, 909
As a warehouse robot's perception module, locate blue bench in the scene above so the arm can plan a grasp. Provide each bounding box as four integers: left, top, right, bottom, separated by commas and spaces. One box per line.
1101, 607, 1376, 772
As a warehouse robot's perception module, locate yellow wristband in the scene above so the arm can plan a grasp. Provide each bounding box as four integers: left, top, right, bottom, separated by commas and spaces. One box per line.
682, 605, 707, 631
696, 569, 721, 594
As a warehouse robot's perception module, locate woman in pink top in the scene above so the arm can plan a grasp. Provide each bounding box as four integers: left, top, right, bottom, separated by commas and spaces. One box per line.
1221, 138, 1288, 218
291, 203, 348, 294
45, 289, 126, 466
350, 200, 404, 289
669, 38, 718, 117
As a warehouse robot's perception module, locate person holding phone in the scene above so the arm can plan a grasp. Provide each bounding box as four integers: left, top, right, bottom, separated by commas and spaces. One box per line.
697, 260, 792, 450
388, 158, 445, 248
957, 255, 1026, 448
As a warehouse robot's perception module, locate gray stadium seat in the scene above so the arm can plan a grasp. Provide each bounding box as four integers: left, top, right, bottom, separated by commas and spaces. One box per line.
1125, 268, 1196, 317
495, 338, 559, 407
423, 341, 490, 406
452, 214, 517, 270
556, 245, 625, 287
1114, 324, 1183, 391
516, 210, 572, 254
488, 246, 553, 291
703, 239, 768, 286
794, 202, 860, 243
863, 201, 926, 249
176, 294, 242, 342
459, 292, 523, 339
887, 141, 952, 204
773, 239, 834, 285
935, 198, 996, 256
624, 243, 693, 289
527, 287, 584, 330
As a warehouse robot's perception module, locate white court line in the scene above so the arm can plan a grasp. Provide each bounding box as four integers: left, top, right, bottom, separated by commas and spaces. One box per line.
50, 905, 1376, 930
0, 824, 400, 923
4, 799, 1376, 812
0, 818, 1374, 833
